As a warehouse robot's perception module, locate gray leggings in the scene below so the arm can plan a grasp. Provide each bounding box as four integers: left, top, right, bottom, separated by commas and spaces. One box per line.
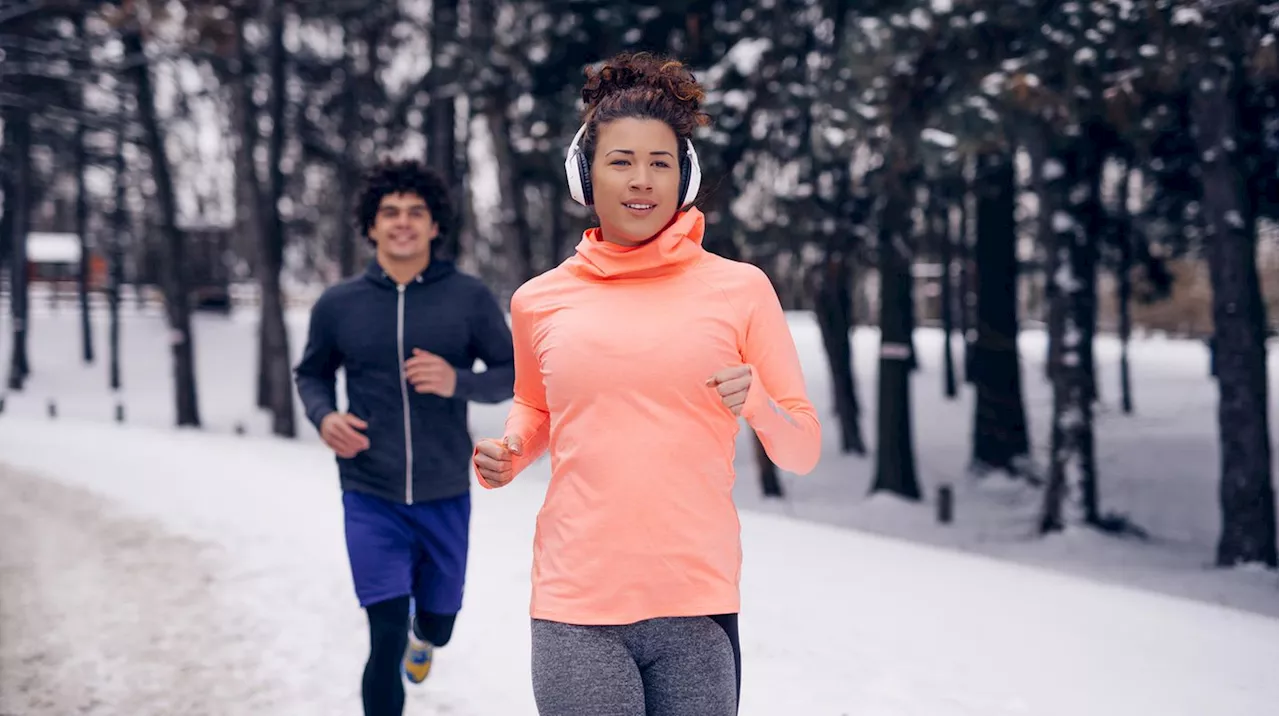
531, 615, 740, 716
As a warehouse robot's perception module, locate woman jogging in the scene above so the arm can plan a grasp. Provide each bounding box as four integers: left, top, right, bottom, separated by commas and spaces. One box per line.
473, 52, 822, 716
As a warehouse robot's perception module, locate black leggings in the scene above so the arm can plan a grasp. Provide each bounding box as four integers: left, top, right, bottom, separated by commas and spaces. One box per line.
362, 596, 458, 716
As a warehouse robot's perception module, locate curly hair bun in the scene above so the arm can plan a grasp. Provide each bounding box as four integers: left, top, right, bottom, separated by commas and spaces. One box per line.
580, 52, 711, 134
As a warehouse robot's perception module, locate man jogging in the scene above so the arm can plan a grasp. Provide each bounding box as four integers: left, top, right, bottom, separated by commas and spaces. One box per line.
294, 159, 515, 716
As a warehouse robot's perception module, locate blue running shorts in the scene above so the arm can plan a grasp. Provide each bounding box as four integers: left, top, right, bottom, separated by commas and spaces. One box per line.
342, 489, 470, 613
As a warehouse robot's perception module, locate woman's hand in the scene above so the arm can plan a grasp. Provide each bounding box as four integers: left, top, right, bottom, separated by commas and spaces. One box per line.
706, 365, 752, 416
474, 436, 524, 487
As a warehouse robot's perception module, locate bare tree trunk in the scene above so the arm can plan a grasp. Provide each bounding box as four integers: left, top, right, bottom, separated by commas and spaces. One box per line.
815, 254, 866, 455
1037, 132, 1099, 532
871, 136, 920, 500
124, 22, 200, 427
0, 150, 8, 413
936, 189, 957, 399
220, 6, 272, 412
1191, 63, 1277, 567
1079, 135, 1104, 407
0, 127, 11, 378
1042, 152, 1060, 386
970, 151, 1030, 474
218, 16, 264, 411
7, 109, 33, 391
336, 23, 361, 278
76, 117, 94, 364
546, 129, 570, 267
0, 158, 9, 271
260, 0, 296, 438
74, 15, 93, 363
1117, 262, 1134, 409
485, 94, 533, 283
337, 157, 359, 275
1115, 161, 1134, 415
957, 162, 973, 383
462, 0, 516, 284
0, 141, 10, 271
110, 125, 126, 393
454, 90, 480, 276
905, 273, 919, 373
331, 12, 382, 279
427, 0, 460, 259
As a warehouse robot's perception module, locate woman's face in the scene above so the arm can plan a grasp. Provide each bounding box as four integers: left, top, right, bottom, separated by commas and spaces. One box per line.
590, 117, 682, 247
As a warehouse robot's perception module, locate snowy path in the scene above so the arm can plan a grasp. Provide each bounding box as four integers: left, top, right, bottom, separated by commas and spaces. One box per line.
0, 465, 274, 716
0, 417, 1275, 715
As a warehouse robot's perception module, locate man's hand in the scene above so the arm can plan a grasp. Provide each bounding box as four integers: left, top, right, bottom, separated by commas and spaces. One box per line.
320, 412, 370, 458
706, 365, 753, 416
474, 436, 523, 488
405, 348, 458, 398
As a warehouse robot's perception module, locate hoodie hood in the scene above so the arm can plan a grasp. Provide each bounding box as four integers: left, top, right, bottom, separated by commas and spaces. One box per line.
564, 208, 706, 282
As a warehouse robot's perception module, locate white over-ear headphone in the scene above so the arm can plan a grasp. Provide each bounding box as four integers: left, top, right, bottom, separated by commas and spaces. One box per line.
564, 122, 702, 208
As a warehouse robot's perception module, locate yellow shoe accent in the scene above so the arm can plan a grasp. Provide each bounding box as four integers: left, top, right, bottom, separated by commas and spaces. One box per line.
403, 635, 433, 684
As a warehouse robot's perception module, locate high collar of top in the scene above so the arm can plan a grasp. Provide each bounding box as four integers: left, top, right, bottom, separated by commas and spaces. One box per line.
564, 208, 707, 281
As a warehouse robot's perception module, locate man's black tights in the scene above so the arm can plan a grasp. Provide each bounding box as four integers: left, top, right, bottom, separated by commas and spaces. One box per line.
362, 596, 458, 716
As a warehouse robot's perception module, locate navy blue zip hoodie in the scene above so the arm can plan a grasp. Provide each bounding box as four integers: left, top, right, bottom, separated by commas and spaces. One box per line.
293, 258, 514, 504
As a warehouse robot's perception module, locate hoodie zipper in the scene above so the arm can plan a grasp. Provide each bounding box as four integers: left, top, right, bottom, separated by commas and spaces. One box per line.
396, 283, 413, 504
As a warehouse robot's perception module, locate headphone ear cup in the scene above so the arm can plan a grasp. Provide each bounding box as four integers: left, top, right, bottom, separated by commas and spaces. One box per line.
681, 140, 702, 208
565, 150, 585, 206
577, 151, 594, 206
678, 154, 691, 208
564, 123, 591, 206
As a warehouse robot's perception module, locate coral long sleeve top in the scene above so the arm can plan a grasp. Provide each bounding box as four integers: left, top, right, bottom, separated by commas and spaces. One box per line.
477, 207, 821, 625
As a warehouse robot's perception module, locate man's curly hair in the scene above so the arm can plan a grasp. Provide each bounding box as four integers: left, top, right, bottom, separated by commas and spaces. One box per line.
354, 159, 455, 248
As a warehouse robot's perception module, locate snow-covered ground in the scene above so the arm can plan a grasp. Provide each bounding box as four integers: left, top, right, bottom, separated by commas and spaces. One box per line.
742, 317, 1280, 618
0, 300, 1276, 714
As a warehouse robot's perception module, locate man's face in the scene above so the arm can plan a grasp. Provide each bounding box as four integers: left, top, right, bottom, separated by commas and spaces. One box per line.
590, 118, 682, 247
368, 192, 438, 262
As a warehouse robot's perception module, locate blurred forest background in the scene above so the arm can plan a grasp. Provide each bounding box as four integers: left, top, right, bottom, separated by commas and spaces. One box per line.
0, 0, 1276, 567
